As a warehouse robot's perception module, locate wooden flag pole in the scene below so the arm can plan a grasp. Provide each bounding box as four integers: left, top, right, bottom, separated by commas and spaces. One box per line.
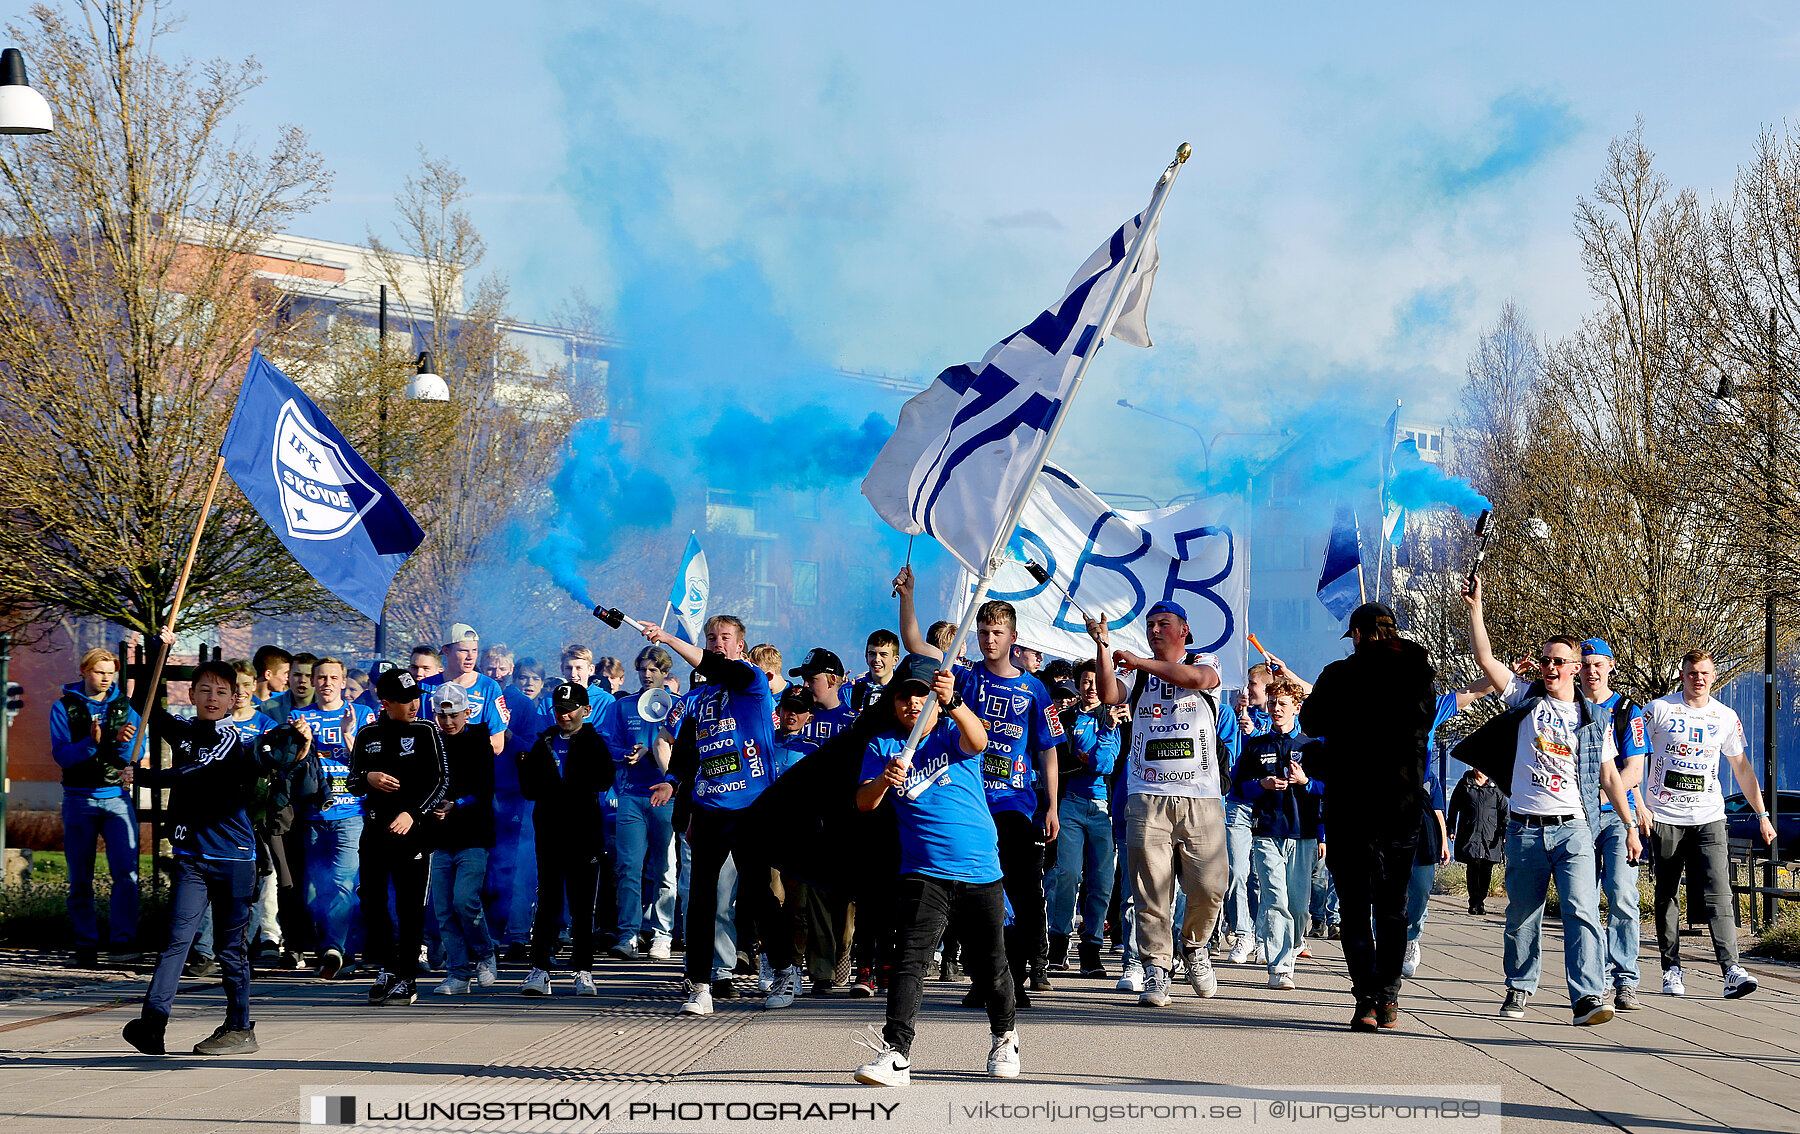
126, 452, 227, 769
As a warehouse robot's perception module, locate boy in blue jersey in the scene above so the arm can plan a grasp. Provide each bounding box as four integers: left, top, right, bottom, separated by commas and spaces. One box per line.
598, 645, 682, 961
1231, 680, 1321, 990
787, 648, 860, 993
1577, 639, 1652, 1011
420, 624, 509, 757
481, 646, 539, 960
1047, 660, 1123, 980
851, 653, 1019, 1086
772, 685, 820, 777
955, 600, 1063, 1005
791, 649, 859, 751
646, 614, 799, 1016
123, 660, 271, 1056
288, 657, 376, 979
51, 647, 143, 967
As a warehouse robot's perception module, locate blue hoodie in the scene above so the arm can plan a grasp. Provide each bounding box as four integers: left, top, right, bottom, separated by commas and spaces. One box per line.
50, 679, 142, 797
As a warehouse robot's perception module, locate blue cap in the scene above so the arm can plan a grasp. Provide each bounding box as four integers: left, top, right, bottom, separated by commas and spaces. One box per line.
1580, 638, 1614, 659
1146, 600, 1189, 623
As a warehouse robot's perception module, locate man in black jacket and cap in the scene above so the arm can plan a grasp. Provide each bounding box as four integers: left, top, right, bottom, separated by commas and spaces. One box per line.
1297, 601, 1437, 1033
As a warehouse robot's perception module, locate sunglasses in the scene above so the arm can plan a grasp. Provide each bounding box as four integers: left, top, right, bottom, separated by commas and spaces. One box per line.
1537, 656, 1577, 668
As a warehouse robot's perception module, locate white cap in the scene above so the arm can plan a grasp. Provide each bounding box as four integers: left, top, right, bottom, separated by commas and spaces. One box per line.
432, 683, 470, 714
446, 623, 479, 645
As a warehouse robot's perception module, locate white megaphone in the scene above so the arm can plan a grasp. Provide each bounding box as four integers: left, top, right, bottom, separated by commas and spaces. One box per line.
633, 686, 677, 749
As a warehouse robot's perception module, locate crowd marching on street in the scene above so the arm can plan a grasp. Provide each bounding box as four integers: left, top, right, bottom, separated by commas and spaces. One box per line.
47, 568, 1781, 1081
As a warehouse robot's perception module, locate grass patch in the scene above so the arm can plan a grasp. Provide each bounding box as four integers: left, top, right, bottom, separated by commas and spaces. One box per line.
0, 853, 167, 948
1749, 907, 1800, 962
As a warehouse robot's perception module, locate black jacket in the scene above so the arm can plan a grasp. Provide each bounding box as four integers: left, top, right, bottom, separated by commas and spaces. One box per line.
1230, 729, 1324, 841
139, 710, 261, 862
427, 724, 496, 850
1296, 636, 1437, 830
347, 717, 449, 827
518, 723, 614, 830
1447, 770, 1508, 863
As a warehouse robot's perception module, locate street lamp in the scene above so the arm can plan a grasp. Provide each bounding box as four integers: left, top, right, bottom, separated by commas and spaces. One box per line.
0, 48, 52, 135
406, 351, 449, 402
1117, 398, 1211, 473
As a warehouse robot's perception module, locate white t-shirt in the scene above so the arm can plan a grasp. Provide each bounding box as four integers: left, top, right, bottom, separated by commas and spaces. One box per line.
1643, 692, 1745, 826
1126, 672, 1222, 800
1502, 676, 1616, 819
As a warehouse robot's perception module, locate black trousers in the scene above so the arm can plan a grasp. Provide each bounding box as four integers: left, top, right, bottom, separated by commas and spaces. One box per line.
884, 874, 1013, 1056
994, 809, 1047, 985
533, 822, 604, 971
685, 806, 792, 984
1465, 860, 1496, 909
145, 856, 254, 1029
1327, 822, 1418, 1003
359, 824, 431, 975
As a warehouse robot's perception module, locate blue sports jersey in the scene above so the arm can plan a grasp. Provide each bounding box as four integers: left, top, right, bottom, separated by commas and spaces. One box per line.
421, 672, 511, 738
289, 701, 376, 821
537, 680, 616, 726
667, 655, 778, 811
597, 691, 679, 795
773, 732, 810, 778
1243, 704, 1272, 739
955, 664, 1064, 816
1597, 691, 1650, 812
494, 684, 541, 793
863, 720, 1001, 883
229, 711, 278, 746
790, 699, 858, 756
1063, 709, 1121, 800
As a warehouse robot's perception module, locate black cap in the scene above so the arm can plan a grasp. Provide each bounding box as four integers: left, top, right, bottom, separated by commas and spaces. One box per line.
1048, 681, 1077, 701
375, 668, 421, 703
892, 652, 942, 695
1343, 602, 1398, 639
778, 685, 820, 713
552, 680, 590, 711
789, 648, 846, 678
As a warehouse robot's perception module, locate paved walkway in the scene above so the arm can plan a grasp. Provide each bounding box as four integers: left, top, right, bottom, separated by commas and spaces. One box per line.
1, 896, 1795, 1133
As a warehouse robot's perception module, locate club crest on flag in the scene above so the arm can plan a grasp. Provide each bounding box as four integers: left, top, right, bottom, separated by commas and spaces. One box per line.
273, 400, 380, 541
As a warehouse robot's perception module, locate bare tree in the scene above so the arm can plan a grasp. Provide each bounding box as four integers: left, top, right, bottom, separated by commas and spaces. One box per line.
0, 0, 332, 640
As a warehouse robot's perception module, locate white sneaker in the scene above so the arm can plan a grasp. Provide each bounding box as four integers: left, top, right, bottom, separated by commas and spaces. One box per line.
987, 1029, 1021, 1078
1723, 965, 1758, 1000
681, 980, 714, 1015
1184, 947, 1218, 998
573, 971, 597, 997
433, 977, 471, 996
1227, 936, 1255, 966
1663, 967, 1685, 997
757, 954, 776, 994
1138, 964, 1172, 1007
520, 968, 551, 997
1402, 940, 1421, 978
764, 964, 801, 1009
1267, 971, 1296, 991
473, 957, 497, 987
648, 938, 673, 961
1116, 961, 1145, 993
854, 1047, 911, 1086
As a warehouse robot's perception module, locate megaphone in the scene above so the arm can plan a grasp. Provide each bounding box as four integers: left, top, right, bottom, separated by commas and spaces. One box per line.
637, 687, 676, 724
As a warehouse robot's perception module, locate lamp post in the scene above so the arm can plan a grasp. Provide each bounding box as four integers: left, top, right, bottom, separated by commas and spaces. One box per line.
370, 284, 451, 661
1117, 398, 1209, 474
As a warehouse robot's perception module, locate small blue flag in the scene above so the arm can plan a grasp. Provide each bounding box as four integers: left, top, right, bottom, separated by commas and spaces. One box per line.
1317, 502, 1363, 620
221, 351, 425, 621
667, 532, 709, 644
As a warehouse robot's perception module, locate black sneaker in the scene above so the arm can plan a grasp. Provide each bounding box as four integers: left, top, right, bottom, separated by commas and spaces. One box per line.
710, 978, 739, 1000
122, 1015, 167, 1055
938, 957, 965, 982
385, 978, 419, 1006
1014, 986, 1034, 1011
1028, 969, 1054, 993
185, 956, 219, 978
1377, 1002, 1400, 1030
193, 1023, 259, 1055
107, 949, 144, 965
1499, 989, 1529, 1018
607, 942, 639, 961
277, 949, 302, 970
367, 971, 397, 1005
1046, 933, 1071, 972
501, 942, 531, 965
74, 948, 100, 969
1573, 995, 1613, 1026
1350, 999, 1378, 1032
1078, 942, 1106, 978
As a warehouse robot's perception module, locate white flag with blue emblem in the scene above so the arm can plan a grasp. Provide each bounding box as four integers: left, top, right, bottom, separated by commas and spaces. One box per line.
667, 532, 708, 644
861, 201, 1162, 574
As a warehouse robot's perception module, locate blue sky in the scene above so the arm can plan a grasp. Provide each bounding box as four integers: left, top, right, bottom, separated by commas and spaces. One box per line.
162, 1, 1800, 497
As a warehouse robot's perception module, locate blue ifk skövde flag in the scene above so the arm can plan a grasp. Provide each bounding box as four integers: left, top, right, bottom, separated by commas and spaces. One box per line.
666, 532, 709, 644
220, 350, 425, 621
1317, 502, 1363, 620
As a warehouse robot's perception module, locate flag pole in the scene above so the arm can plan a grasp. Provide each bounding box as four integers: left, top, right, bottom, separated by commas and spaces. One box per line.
896, 142, 1190, 769
126, 452, 228, 769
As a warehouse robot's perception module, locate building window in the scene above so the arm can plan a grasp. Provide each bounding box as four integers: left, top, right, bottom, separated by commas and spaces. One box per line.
793, 561, 819, 606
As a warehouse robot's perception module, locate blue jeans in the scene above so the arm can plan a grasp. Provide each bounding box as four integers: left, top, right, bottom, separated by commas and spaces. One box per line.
1311, 850, 1339, 925
302, 814, 363, 956
1046, 795, 1114, 945
432, 847, 494, 980
1593, 810, 1640, 988
1252, 836, 1315, 975
62, 791, 139, 950
614, 790, 678, 944
1503, 818, 1604, 1007
1223, 800, 1254, 937
1405, 860, 1436, 942
483, 791, 537, 947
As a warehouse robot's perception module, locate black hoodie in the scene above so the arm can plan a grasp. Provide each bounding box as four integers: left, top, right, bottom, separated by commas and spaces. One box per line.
1297, 636, 1437, 830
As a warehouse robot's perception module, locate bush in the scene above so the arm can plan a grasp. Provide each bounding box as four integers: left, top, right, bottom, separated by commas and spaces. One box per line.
0, 853, 166, 948
1750, 908, 1800, 962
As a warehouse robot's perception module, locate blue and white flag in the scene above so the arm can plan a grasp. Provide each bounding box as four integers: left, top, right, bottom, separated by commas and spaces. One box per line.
1380, 406, 1409, 548
666, 532, 709, 644
862, 202, 1162, 573
221, 350, 424, 621
1317, 502, 1363, 620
